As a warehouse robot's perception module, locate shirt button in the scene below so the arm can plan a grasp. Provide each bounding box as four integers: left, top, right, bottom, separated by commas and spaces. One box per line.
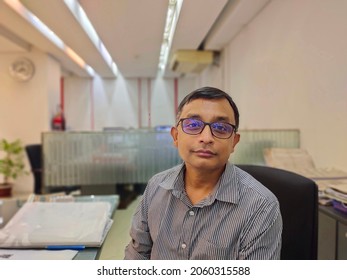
181, 243, 187, 249
189, 210, 195, 216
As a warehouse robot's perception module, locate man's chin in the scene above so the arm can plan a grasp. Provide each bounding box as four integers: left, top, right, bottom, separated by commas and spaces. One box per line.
187, 161, 226, 172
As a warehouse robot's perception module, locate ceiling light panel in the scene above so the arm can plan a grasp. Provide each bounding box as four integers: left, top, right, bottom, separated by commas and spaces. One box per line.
63, 0, 117, 76
158, 0, 184, 72
4, 0, 95, 76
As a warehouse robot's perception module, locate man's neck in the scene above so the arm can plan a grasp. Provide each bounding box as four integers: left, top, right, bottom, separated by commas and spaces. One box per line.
184, 165, 225, 205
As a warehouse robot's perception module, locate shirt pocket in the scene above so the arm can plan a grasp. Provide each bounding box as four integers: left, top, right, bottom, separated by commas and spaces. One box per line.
193, 236, 237, 260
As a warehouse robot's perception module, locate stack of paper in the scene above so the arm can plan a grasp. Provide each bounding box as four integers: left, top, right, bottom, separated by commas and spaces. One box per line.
324, 184, 347, 204
263, 148, 347, 178
0, 202, 112, 248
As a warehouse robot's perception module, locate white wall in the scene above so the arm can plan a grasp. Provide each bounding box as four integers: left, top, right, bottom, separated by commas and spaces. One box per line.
0, 48, 61, 193
64, 75, 196, 131
198, 0, 347, 170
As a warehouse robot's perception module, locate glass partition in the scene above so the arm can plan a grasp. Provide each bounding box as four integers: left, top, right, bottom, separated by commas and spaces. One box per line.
42, 129, 300, 189
42, 130, 181, 188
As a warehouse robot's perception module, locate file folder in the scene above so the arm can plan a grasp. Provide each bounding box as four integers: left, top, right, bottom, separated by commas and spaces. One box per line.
0, 202, 112, 248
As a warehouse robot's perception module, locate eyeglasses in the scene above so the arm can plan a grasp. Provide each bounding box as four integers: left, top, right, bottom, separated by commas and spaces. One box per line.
177, 118, 237, 139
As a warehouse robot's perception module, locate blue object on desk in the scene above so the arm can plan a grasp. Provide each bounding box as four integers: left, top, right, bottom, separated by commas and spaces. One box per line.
332, 200, 347, 215
46, 245, 85, 250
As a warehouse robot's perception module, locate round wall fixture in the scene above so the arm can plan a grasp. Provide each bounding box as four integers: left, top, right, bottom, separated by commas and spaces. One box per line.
9, 57, 35, 82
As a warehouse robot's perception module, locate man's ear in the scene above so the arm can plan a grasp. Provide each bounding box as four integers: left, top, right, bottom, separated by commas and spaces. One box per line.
171, 126, 178, 148
232, 133, 240, 149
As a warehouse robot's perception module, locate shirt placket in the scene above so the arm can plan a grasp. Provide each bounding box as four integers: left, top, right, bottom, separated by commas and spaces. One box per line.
179, 207, 198, 259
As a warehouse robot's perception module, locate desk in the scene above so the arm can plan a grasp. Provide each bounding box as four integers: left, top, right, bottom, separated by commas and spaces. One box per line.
0, 194, 120, 260
318, 205, 347, 259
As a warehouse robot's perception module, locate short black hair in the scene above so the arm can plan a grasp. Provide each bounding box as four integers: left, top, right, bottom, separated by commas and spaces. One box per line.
176, 86, 240, 130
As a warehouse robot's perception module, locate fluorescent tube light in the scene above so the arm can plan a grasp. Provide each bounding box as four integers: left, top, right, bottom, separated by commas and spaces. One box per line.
4, 0, 95, 76
158, 0, 183, 72
63, 0, 118, 76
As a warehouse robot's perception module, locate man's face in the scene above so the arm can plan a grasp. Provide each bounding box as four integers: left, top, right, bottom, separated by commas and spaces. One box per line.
171, 98, 240, 173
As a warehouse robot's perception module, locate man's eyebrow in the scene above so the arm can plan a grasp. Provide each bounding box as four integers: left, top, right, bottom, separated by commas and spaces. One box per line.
214, 116, 231, 122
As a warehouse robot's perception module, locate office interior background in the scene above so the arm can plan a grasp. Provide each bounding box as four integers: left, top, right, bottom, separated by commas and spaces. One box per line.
0, 0, 346, 196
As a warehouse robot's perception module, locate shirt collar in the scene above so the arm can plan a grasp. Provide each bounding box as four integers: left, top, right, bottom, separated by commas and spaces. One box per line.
214, 163, 239, 204
159, 162, 240, 205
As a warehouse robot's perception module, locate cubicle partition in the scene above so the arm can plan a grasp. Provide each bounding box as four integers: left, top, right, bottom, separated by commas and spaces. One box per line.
42, 129, 300, 192
42, 130, 181, 192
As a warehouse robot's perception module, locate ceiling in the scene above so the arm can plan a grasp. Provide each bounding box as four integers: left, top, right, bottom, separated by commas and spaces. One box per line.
0, 0, 270, 79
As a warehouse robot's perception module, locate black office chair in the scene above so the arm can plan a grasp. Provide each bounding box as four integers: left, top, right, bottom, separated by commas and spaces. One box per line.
25, 144, 80, 195
237, 164, 318, 260
25, 144, 43, 194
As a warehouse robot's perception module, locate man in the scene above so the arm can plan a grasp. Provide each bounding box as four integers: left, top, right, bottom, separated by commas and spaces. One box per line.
124, 86, 282, 260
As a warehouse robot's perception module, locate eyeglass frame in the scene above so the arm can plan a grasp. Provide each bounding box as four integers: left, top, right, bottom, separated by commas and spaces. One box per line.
177, 118, 237, 139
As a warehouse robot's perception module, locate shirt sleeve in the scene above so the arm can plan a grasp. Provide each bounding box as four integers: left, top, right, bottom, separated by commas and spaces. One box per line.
238, 200, 283, 260
124, 188, 153, 260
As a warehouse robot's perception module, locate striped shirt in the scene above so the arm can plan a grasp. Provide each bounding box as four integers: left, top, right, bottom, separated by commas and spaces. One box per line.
124, 163, 282, 260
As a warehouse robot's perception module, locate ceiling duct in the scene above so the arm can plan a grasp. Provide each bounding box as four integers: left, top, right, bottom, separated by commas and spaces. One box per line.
170, 50, 216, 73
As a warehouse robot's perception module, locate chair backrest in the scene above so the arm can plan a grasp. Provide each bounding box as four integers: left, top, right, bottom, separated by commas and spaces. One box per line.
25, 144, 42, 194
237, 164, 318, 260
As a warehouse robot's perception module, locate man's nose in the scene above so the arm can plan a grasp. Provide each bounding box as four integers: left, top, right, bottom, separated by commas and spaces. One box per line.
198, 124, 214, 142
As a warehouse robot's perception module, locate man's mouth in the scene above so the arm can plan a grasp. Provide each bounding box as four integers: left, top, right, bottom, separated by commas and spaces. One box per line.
193, 149, 216, 157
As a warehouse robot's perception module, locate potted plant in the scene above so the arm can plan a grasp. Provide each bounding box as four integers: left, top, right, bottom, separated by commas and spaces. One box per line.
0, 139, 28, 197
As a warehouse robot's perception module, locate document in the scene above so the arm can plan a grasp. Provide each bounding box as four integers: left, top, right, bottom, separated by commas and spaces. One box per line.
324, 187, 347, 203
0, 202, 112, 248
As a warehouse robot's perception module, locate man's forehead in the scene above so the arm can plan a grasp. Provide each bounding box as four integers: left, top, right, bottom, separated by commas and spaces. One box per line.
182, 98, 234, 112
180, 98, 235, 121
